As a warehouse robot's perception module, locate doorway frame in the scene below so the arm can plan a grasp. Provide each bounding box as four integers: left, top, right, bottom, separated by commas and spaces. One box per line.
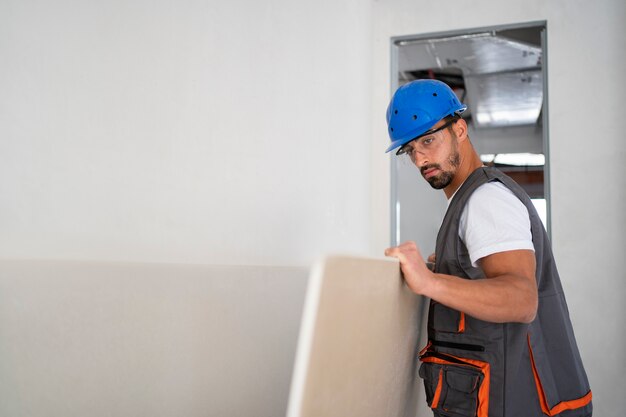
389, 20, 550, 246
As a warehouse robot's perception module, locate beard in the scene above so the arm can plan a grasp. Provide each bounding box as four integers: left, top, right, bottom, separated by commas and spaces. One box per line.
421, 150, 460, 189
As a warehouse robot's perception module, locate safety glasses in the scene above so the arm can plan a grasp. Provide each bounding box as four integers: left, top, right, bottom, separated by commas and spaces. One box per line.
396, 118, 459, 157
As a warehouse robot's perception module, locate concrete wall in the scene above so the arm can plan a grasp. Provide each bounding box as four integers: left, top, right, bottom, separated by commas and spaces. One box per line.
370, 1, 626, 416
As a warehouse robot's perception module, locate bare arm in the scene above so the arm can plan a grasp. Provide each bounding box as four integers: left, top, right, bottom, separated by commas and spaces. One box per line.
384, 241, 537, 323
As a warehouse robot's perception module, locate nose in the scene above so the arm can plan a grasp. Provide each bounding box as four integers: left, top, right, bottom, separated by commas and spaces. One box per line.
412, 150, 428, 168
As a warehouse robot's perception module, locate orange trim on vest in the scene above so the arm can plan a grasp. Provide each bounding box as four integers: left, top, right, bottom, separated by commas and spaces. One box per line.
527, 335, 592, 416
458, 312, 466, 333
421, 352, 490, 417
418, 341, 432, 357
431, 368, 444, 409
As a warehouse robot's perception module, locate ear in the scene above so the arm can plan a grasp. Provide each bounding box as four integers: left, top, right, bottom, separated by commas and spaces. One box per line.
452, 118, 469, 143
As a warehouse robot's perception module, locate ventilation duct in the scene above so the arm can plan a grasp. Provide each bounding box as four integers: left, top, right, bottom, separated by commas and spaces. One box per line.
396, 32, 543, 129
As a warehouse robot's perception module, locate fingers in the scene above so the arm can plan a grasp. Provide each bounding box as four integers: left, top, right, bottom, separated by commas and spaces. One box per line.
385, 242, 432, 273
385, 241, 422, 259
384, 241, 432, 295
384, 247, 396, 257
385, 242, 410, 257
384, 249, 409, 268
386, 241, 418, 251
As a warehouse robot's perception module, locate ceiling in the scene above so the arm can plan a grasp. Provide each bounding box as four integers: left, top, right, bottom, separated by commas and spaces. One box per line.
396, 29, 544, 129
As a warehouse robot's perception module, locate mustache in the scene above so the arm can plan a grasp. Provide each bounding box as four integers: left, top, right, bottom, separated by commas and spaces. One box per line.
420, 164, 442, 175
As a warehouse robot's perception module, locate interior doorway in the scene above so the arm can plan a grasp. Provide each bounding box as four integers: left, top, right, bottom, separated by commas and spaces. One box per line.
390, 21, 549, 252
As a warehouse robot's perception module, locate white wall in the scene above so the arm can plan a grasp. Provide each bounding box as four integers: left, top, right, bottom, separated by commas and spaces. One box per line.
0, 0, 373, 267
371, 1, 626, 416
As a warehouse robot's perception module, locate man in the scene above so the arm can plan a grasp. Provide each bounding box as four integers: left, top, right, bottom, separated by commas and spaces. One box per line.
383, 79, 592, 417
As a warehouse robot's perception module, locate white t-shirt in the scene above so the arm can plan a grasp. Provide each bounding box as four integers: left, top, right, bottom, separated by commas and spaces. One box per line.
451, 181, 534, 267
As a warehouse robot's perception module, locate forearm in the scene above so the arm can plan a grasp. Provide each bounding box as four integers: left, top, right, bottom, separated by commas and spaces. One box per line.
419, 272, 537, 324
385, 243, 537, 324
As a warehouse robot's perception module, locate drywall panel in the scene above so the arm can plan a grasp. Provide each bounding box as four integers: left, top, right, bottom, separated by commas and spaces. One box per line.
0, 260, 307, 417
287, 256, 424, 417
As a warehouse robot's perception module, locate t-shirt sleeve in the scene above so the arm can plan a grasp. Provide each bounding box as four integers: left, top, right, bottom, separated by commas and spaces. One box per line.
459, 182, 534, 267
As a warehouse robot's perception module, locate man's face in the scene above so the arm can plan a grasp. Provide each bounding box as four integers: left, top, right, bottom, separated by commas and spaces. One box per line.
401, 119, 460, 189
420, 148, 460, 189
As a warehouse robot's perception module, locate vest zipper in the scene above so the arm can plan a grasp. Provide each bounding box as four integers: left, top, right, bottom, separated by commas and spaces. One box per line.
431, 339, 485, 352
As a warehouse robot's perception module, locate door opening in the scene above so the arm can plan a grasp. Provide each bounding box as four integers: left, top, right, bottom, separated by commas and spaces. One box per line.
390, 22, 550, 250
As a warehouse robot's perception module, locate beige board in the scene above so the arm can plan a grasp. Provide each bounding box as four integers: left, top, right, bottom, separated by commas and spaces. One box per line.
287, 256, 426, 417
0, 260, 307, 417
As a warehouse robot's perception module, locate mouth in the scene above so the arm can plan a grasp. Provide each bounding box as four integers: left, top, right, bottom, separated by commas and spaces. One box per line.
422, 167, 440, 179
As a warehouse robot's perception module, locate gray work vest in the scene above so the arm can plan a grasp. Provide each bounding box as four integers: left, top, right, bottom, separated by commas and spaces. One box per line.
418, 167, 592, 417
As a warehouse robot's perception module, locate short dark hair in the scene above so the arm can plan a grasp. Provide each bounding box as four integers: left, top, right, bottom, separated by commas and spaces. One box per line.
442, 114, 462, 131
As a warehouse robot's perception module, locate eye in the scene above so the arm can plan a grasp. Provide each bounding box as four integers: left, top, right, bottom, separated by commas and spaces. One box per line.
422, 137, 434, 145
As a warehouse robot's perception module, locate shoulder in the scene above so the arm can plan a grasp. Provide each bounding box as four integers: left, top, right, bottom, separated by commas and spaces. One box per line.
463, 181, 527, 217
470, 180, 517, 202
459, 181, 534, 266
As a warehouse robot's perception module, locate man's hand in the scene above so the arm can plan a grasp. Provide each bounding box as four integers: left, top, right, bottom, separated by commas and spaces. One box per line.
384, 241, 435, 295
385, 244, 537, 323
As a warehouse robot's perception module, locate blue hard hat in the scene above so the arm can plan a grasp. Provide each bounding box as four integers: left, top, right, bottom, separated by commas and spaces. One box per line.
385, 79, 467, 153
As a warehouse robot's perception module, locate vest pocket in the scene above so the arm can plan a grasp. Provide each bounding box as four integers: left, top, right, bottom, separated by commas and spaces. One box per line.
419, 351, 490, 417
430, 301, 466, 333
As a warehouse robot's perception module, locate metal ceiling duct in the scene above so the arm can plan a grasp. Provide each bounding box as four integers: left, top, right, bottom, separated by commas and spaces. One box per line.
397, 33, 543, 129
